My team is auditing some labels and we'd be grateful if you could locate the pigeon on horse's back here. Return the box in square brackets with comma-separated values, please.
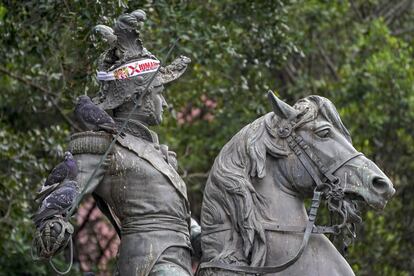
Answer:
[75, 95, 118, 135]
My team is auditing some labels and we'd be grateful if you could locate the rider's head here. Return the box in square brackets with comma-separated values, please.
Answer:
[104, 74, 168, 126]
[92, 9, 190, 125]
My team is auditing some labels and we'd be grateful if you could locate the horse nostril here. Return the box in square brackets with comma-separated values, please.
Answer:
[372, 177, 394, 196]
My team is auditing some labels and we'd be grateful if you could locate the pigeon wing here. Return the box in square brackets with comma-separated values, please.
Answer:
[45, 185, 77, 210]
[82, 104, 118, 134]
[35, 182, 61, 202]
[44, 162, 69, 186]
[32, 182, 79, 226]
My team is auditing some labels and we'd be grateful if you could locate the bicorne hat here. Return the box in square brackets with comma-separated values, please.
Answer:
[92, 9, 191, 110]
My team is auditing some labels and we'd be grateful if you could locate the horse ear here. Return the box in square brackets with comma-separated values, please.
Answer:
[267, 91, 297, 119]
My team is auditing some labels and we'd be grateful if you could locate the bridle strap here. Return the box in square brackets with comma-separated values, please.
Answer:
[326, 152, 363, 176]
[289, 133, 363, 185]
[287, 135, 326, 188]
[202, 223, 338, 236]
[262, 222, 338, 235]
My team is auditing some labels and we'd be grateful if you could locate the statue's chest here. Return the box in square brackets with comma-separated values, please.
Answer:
[96, 145, 186, 219]
[110, 145, 168, 181]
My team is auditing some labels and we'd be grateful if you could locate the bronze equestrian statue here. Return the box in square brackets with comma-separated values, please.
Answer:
[198, 92, 395, 275]
[31, 9, 395, 276]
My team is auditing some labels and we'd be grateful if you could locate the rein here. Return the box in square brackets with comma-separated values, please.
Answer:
[198, 122, 363, 275]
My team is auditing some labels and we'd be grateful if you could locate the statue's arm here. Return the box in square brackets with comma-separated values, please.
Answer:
[167, 150, 203, 259]
[68, 131, 113, 195]
[74, 152, 112, 195]
[33, 132, 114, 261]
[166, 147, 203, 260]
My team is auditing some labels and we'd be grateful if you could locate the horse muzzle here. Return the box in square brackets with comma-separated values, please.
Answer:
[338, 156, 395, 210]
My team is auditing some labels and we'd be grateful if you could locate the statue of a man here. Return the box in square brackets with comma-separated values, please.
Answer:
[68, 10, 197, 275]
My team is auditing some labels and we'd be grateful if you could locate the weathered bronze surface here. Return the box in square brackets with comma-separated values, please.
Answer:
[198, 93, 395, 275]
[69, 10, 194, 275]
[32, 9, 396, 276]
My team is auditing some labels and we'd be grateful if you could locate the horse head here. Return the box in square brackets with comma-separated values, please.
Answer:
[199, 92, 395, 274]
[268, 92, 395, 225]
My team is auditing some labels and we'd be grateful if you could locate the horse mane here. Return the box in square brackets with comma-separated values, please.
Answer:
[203, 95, 351, 266]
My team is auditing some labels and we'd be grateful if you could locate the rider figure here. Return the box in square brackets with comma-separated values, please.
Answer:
[68, 10, 198, 275]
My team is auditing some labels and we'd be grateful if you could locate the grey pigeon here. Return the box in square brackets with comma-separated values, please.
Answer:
[44, 151, 78, 186]
[75, 95, 118, 134]
[35, 152, 78, 201]
[32, 179, 79, 228]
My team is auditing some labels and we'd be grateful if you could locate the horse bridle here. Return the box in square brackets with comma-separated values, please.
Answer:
[198, 121, 363, 275]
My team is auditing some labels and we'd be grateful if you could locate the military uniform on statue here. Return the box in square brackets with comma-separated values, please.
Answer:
[68, 10, 197, 275]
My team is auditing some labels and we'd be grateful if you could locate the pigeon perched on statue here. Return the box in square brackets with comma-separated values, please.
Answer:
[44, 151, 78, 186]
[32, 179, 79, 228]
[35, 152, 78, 202]
[75, 95, 118, 134]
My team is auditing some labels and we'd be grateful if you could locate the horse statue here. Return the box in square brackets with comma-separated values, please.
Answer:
[198, 92, 395, 275]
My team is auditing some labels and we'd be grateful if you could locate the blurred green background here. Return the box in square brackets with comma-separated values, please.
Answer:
[0, 0, 413, 275]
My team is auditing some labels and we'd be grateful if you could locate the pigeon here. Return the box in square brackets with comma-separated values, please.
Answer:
[75, 95, 118, 135]
[35, 152, 78, 202]
[45, 151, 78, 186]
[32, 179, 79, 228]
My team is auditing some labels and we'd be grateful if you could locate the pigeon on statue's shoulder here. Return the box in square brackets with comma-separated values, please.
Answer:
[75, 95, 118, 135]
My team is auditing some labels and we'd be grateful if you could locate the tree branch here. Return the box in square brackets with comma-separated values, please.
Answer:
[316, 42, 340, 81]
[74, 200, 97, 238]
[0, 66, 82, 131]
[373, 1, 395, 19]
[349, 0, 364, 21]
[97, 232, 118, 265]
[282, 62, 298, 85]
[0, 66, 49, 94]
[392, 26, 414, 36]
[0, 199, 14, 224]
[383, 0, 412, 26]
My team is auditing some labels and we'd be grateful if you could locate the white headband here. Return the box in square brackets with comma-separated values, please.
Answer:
[97, 59, 160, 81]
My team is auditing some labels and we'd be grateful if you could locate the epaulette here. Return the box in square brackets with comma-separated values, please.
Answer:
[68, 131, 113, 155]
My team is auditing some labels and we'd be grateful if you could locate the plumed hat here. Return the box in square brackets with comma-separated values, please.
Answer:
[92, 9, 191, 110]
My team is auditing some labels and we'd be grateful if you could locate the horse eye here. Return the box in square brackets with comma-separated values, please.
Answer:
[316, 128, 331, 138]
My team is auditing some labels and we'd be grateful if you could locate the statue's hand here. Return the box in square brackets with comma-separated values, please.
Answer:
[32, 218, 74, 260]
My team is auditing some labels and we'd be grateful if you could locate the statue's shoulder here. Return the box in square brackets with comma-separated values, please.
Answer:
[69, 131, 113, 155]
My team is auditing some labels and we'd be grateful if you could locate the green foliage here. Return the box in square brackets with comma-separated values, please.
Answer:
[0, 0, 413, 275]
[0, 1, 126, 274]
[340, 23, 414, 274]
[281, 1, 414, 274]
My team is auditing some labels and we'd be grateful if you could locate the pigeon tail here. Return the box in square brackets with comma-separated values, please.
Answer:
[98, 122, 118, 135]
